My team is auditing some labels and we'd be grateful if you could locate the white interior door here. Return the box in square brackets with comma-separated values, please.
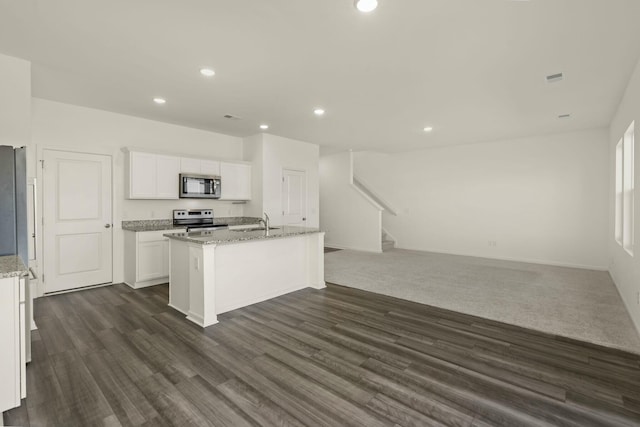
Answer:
[282, 169, 307, 225]
[43, 150, 112, 293]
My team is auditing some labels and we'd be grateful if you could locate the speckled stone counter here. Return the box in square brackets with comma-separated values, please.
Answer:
[0, 255, 28, 279]
[122, 217, 262, 232]
[164, 226, 322, 245]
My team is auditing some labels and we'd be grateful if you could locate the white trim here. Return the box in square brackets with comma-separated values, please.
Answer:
[324, 243, 383, 254]
[353, 175, 398, 216]
[36, 145, 116, 297]
[42, 281, 113, 296]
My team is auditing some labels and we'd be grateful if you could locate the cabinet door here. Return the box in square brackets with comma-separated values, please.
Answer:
[0, 277, 20, 412]
[162, 240, 170, 277]
[180, 157, 201, 174]
[138, 241, 165, 282]
[220, 162, 252, 200]
[155, 155, 180, 199]
[200, 160, 220, 176]
[129, 152, 157, 199]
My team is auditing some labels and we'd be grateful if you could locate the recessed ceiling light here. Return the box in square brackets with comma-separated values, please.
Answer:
[355, 0, 378, 13]
[423, 126, 434, 132]
[260, 124, 269, 130]
[313, 108, 325, 116]
[153, 97, 166, 105]
[200, 68, 215, 77]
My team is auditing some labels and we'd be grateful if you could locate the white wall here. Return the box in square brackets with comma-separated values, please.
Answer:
[0, 53, 30, 150]
[31, 98, 245, 286]
[244, 133, 320, 228]
[320, 152, 382, 252]
[353, 128, 609, 269]
[609, 57, 640, 335]
[242, 133, 265, 220]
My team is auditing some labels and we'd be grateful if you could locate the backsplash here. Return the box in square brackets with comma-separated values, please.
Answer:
[122, 216, 262, 232]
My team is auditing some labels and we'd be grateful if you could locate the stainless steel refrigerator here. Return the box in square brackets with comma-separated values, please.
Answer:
[0, 145, 31, 363]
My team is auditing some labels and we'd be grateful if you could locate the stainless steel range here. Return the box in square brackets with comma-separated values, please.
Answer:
[173, 209, 227, 232]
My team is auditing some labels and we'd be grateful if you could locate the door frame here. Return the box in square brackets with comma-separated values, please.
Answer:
[36, 145, 115, 297]
[281, 167, 308, 226]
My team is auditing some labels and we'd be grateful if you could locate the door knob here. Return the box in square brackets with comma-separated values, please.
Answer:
[105, 224, 112, 228]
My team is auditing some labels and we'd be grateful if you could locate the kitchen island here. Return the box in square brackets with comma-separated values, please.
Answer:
[165, 226, 325, 327]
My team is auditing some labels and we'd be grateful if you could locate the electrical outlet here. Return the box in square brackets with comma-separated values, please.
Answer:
[637, 291, 640, 305]
[488, 240, 497, 247]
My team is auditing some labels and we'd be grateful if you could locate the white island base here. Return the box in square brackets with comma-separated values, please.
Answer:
[167, 230, 325, 327]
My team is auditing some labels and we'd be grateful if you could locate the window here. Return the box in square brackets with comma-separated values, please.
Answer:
[616, 121, 635, 255]
[615, 139, 623, 245]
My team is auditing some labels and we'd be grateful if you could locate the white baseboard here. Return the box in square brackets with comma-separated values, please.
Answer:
[394, 245, 608, 271]
[325, 243, 382, 253]
[124, 278, 168, 289]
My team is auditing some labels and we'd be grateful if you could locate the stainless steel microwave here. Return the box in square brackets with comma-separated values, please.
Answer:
[179, 174, 221, 199]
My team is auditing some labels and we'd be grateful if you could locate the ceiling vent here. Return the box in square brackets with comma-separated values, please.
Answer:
[546, 73, 564, 83]
[223, 114, 242, 120]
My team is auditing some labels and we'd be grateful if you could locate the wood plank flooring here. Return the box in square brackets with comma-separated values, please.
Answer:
[4, 282, 640, 426]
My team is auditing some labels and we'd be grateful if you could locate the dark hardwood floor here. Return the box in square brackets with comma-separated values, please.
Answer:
[5, 282, 640, 427]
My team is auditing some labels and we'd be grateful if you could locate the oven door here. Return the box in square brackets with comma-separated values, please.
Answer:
[179, 174, 221, 199]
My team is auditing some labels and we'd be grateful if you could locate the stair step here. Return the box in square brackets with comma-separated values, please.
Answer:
[382, 240, 395, 252]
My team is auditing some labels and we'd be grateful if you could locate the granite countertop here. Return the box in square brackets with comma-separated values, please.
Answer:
[122, 217, 262, 232]
[164, 225, 322, 245]
[0, 255, 28, 279]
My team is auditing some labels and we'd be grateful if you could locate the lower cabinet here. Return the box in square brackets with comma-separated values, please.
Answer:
[0, 275, 26, 413]
[124, 229, 184, 288]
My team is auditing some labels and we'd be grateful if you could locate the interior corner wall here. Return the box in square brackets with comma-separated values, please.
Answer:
[31, 98, 245, 287]
[609, 57, 640, 336]
[353, 128, 609, 269]
[320, 152, 382, 252]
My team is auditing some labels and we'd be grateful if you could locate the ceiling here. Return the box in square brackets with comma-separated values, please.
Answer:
[1, 0, 639, 153]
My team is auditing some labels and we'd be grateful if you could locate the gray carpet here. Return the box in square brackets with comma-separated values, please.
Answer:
[325, 248, 640, 354]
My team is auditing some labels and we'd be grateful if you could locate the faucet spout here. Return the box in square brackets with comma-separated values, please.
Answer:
[263, 212, 270, 229]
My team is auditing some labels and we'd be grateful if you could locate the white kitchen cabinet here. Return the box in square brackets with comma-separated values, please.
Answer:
[124, 229, 184, 288]
[126, 150, 180, 199]
[180, 157, 220, 176]
[0, 275, 25, 413]
[200, 160, 221, 176]
[220, 162, 252, 200]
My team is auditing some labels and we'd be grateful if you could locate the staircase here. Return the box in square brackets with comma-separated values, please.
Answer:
[382, 230, 396, 252]
[347, 153, 399, 253]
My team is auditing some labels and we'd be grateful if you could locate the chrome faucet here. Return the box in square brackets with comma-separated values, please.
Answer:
[259, 212, 270, 230]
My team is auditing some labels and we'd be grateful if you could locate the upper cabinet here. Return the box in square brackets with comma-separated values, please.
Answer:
[125, 149, 251, 201]
[180, 157, 220, 176]
[220, 162, 252, 200]
[126, 151, 180, 199]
